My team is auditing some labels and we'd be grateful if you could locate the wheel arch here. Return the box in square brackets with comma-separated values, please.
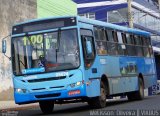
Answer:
[100, 74, 110, 95]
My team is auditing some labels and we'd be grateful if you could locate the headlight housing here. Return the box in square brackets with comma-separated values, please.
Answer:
[69, 81, 83, 88]
[15, 88, 27, 93]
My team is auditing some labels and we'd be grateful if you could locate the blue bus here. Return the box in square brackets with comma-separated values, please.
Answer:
[2, 16, 157, 113]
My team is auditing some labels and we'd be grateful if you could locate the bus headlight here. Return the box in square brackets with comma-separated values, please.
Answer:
[69, 81, 83, 88]
[76, 81, 81, 86]
[15, 88, 27, 93]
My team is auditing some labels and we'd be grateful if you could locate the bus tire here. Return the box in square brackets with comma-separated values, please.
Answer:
[88, 81, 106, 108]
[127, 77, 144, 101]
[39, 100, 54, 114]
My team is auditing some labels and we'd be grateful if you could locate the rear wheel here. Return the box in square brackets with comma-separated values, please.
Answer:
[39, 100, 54, 114]
[127, 77, 144, 101]
[88, 81, 107, 108]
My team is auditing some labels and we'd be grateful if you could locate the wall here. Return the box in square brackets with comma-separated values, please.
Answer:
[37, 0, 77, 18]
[0, 0, 77, 101]
[0, 0, 37, 100]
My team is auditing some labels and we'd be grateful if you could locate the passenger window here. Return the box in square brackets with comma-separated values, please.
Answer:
[117, 32, 125, 55]
[134, 35, 142, 45]
[96, 41, 107, 54]
[142, 37, 147, 46]
[94, 27, 107, 55]
[149, 47, 153, 57]
[125, 33, 136, 56]
[133, 35, 143, 57]
[99, 29, 106, 40]
[143, 47, 150, 57]
[122, 33, 128, 55]
[146, 37, 151, 46]
[94, 27, 106, 41]
[141, 36, 150, 57]
[126, 34, 132, 44]
[94, 27, 99, 40]
[107, 30, 114, 42]
[107, 30, 118, 55]
[113, 31, 118, 42]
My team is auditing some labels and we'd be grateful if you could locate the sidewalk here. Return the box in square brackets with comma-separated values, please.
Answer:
[0, 101, 38, 110]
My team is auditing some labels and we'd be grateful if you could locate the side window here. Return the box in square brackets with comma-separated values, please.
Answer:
[96, 41, 107, 55]
[121, 33, 127, 55]
[126, 34, 132, 44]
[94, 27, 107, 55]
[107, 29, 114, 42]
[106, 29, 118, 55]
[122, 33, 127, 44]
[99, 28, 106, 40]
[94, 27, 99, 40]
[126, 33, 136, 56]
[134, 35, 142, 45]
[117, 32, 125, 55]
[113, 31, 118, 42]
[149, 47, 154, 57]
[142, 36, 151, 57]
[146, 37, 151, 46]
[142, 37, 148, 46]
[94, 27, 106, 40]
[83, 36, 95, 59]
[148, 37, 153, 57]
[81, 29, 95, 68]
[134, 35, 143, 57]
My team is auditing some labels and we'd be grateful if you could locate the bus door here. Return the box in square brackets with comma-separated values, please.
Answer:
[80, 29, 100, 96]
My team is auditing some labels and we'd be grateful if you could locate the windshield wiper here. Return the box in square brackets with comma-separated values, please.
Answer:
[56, 28, 61, 62]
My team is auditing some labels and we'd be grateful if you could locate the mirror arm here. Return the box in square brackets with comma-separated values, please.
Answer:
[4, 54, 11, 61]
[2, 34, 11, 40]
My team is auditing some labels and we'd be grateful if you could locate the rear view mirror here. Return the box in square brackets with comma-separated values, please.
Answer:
[2, 40, 6, 54]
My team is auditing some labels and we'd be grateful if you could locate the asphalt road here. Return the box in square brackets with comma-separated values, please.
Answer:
[1, 95, 160, 116]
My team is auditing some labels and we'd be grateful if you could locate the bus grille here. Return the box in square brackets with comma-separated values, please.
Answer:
[27, 76, 66, 83]
[35, 93, 61, 99]
[31, 86, 64, 92]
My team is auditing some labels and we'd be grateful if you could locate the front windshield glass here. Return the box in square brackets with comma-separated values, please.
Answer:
[12, 29, 79, 75]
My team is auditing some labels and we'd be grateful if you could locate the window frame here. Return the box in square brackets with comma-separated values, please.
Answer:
[80, 29, 96, 68]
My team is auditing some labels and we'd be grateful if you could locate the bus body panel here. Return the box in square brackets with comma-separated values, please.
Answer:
[87, 55, 157, 95]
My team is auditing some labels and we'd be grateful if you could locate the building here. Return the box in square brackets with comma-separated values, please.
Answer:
[0, 0, 77, 101]
[0, 0, 37, 100]
[74, 0, 160, 94]
[37, 0, 77, 18]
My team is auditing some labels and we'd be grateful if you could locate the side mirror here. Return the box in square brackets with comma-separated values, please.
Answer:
[86, 40, 92, 54]
[2, 40, 6, 54]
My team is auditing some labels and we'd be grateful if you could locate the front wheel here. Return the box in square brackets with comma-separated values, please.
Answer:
[39, 100, 54, 114]
[88, 81, 107, 108]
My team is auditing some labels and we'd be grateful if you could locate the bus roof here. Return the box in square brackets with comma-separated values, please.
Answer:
[77, 16, 150, 37]
[13, 16, 150, 37]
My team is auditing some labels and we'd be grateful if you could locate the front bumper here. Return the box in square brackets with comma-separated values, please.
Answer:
[14, 84, 86, 104]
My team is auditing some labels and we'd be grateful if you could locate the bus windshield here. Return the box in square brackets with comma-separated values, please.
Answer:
[12, 29, 79, 75]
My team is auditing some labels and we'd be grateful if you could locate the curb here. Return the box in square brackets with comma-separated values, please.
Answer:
[0, 104, 38, 111]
